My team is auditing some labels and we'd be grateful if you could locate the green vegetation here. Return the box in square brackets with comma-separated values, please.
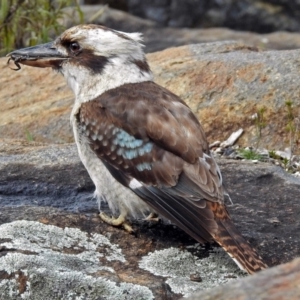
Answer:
[241, 103, 300, 171]
[238, 148, 263, 161]
[25, 129, 34, 142]
[268, 150, 280, 160]
[254, 106, 266, 150]
[282, 157, 290, 170]
[237, 106, 267, 162]
[0, 0, 83, 55]
[285, 100, 299, 157]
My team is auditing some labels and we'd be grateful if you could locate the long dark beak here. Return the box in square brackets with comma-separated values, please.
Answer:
[7, 42, 68, 70]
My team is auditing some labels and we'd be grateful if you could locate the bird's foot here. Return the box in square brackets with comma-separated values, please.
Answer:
[99, 212, 134, 233]
[145, 212, 160, 222]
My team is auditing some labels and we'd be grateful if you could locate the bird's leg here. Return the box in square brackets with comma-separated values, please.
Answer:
[145, 212, 160, 222]
[99, 211, 134, 233]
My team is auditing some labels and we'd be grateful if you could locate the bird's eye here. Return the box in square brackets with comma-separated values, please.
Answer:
[69, 42, 80, 54]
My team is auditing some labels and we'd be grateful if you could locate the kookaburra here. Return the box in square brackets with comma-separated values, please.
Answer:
[8, 24, 267, 274]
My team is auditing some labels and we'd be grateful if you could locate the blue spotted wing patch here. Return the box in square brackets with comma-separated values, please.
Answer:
[113, 128, 153, 160]
[76, 108, 158, 183]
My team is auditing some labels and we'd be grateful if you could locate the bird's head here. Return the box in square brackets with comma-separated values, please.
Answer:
[7, 24, 153, 102]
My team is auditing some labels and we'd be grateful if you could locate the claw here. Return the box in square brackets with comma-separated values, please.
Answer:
[145, 212, 160, 222]
[99, 212, 134, 233]
[7, 57, 21, 71]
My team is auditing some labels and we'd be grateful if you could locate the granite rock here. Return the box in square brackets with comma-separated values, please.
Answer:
[0, 141, 299, 298]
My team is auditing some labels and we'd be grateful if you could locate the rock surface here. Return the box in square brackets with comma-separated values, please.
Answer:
[0, 140, 243, 299]
[0, 140, 299, 299]
[65, 5, 300, 52]
[148, 42, 300, 154]
[92, 0, 300, 33]
[2, 41, 300, 152]
[186, 258, 300, 300]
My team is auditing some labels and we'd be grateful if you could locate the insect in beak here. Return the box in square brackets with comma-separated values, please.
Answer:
[7, 55, 40, 71]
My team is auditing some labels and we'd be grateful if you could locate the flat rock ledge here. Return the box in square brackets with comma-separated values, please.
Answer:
[0, 140, 299, 299]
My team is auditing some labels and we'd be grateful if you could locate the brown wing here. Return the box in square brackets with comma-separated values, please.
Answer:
[100, 82, 205, 164]
[76, 81, 224, 242]
[78, 81, 224, 202]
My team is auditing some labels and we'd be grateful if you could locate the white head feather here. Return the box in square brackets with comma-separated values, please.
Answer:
[54, 24, 153, 103]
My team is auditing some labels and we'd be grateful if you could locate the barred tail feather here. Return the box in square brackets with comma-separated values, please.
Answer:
[129, 180, 267, 274]
[208, 202, 268, 274]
